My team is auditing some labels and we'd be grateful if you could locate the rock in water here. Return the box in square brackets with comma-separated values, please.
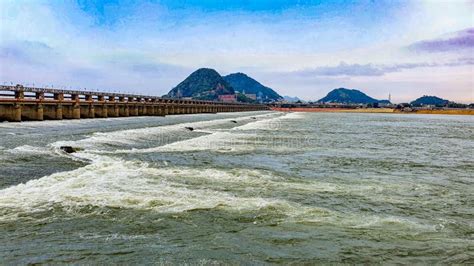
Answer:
[230, 120, 238, 123]
[185, 127, 194, 131]
[60, 146, 77, 153]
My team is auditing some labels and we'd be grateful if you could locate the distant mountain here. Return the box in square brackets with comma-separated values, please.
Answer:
[166, 68, 234, 100]
[283, 95, 303, 103]
[411, 95, 448, 107]
[318, 88, 389, 104]
[223, 73, 283, 102]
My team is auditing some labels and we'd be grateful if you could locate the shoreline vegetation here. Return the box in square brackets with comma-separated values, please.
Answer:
[271, 107, 474, 115]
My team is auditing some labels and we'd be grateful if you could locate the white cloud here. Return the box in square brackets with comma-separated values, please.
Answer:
[0, 0, 472, 101]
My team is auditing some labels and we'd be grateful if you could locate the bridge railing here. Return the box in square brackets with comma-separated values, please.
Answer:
[0, 84, 267, 107]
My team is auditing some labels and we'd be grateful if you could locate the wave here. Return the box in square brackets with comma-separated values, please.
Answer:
[49, 112, 278, 151]
[93, 112, 301, 154]
[44, 112, 284, 156]
[0, 154, 442, 234]
[123, 131, 247, 153]
[233, 111, 305, 131]
[0, 157, 296, 221]
[7, 145, 57, 156]
[0, 155, 294, 219]
[150, 112, 306, 153]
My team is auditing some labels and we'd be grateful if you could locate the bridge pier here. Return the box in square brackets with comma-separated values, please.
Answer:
[145, 105, 153, 116]
[119, 105, 129, 117]
[0, 104, 21, 122]
[63, 104, 81, 119]
[130, 105, 139, 116]
[21, 104, 43, 121]
[43, 104, 63, 120]
[107, 105, 119, 117]
[94, 105, 108, 118]
[80, 105, 94, 118]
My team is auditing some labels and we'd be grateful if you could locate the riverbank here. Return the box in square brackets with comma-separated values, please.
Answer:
[397, 109, 474, 115]
[271, 107, 394, 113]
[271, 107, 474, 115]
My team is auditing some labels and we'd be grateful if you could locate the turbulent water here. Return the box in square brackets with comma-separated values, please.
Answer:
[0, 111, 473, 264]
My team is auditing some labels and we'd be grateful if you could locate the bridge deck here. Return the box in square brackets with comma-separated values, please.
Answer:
[0, 85, 268, 122]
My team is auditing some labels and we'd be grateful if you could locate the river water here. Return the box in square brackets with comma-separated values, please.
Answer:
[0, 111, 472, 264]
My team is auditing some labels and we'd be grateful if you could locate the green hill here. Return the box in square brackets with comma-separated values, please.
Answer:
[223, 73, 282, 102]
[411, 96, 448, 107]
[318, 88, 388, 104]
[166, 68, 234, 101]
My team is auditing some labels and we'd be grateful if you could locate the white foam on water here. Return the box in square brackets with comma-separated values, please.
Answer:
[0, 157, 297, 221]
[345, 215, 439, 232]
[50, 112, 277, 151]
[0, 152, 438, 234]
[64, 112, 285, 155]
[0, 116, 147, 129]
[232, 111, 303, 131]
[78, 233, 150, 241]
[7, 145, 56, 156]
[136, 131, 248, 153]
[291, 211, 439, 232]
[107, 112, 296, 154]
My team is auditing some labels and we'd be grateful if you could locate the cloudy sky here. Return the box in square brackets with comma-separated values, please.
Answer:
[1, 0, 473, 103]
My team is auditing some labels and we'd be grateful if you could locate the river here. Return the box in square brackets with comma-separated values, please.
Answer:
[0, 111, 472, 263]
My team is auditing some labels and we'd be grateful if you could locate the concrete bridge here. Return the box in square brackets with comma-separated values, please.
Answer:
[0, 85, 269, 122]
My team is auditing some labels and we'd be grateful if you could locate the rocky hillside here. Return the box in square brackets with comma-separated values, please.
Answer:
[318, 88, 388, 104]
[223, 73, 282, 102]
[166, 68, 234, 100]
[411, 96, 448, 107]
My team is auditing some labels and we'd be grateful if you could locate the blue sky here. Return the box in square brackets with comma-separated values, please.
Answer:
[0, 0, 473, 102]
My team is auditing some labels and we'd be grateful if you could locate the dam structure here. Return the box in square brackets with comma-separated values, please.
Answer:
[0, 85, 268, 122]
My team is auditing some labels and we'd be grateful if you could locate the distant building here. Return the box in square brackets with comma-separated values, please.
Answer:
[218, 94, 237, 102]
[244, 94, 257, 100]
[238, 90, 257, 101]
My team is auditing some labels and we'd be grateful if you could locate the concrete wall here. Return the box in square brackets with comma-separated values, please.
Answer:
[21, 104, 43, 121]
[0, 100, 268, 122]
[0, 104, 21, 122]
[43, 104, 62, 120]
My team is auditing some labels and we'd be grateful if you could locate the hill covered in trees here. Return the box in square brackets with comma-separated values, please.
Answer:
[410, 96, 449, 107]
[223, 73, 283, 102]
[166, 68, 234, 101]
[318, 88, 389, 104]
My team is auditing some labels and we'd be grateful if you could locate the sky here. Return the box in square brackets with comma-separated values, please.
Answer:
[0, 0, 473, 103]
